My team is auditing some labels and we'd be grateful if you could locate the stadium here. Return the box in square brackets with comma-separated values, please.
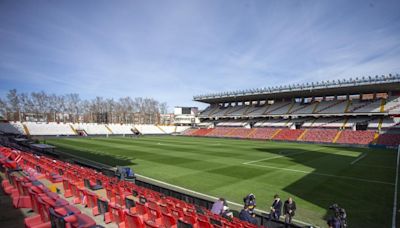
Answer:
[0, 74, 399, 228]
[1, 1, 400, 228]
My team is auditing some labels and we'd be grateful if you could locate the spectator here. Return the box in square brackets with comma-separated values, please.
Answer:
[221, 206, 234, 222]
[283, 197, 296, 227]
[239, 206, 258, 225]
[328, 216, 342, 228]
[243, 193, 256, 215]
[211, 198, 225, 215]
[269, 194, 282, 221]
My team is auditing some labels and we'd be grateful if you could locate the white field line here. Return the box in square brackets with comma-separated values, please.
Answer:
[392, 145, 400, 228]
[243, 151, 307, 165]
[244, 163, 395, 186]
[135, 174, 316, 227]
[350, 152, 368, 165]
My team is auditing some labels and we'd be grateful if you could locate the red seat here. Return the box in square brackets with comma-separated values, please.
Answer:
[124, 212, 145, 228]
[170, 207, 184, 219]
[132, 202, 149, 217]
[64, 213, 97, 228]
[159, 204, 170, 214]
[197, 219, 213, 228]
[12, 179, 32, 208]
[54, 205, 81, 216]
[144, 219, 160, 228]
[24, 197, 51, 228]
[107, 203, 126, 226]
[84, 190, 100, 215]
[62, 179, 72, 198]
[161, 213, 176, 228]
[147, 206, 162, 221]
[106, 186, 117, 203]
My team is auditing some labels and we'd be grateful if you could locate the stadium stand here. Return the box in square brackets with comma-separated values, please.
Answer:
[336, 130, 376, 145]
[248, 128, 279, 140]
[0, 122, 190, 136]
[266, 101, 292, 115]
[217, 121, 249, 127]
[0, 145, 270, 228]
[245, 104, 270, 116]
[24, 122, 76, 136]
[189, 128, 214, 136]
[226, 128, 253, 138]
[299, 129, 338, 143]
[206, 127, 233, 137]
[0, 122, 25, 135]
[377, 134, 400, 146]
[73, 123, 110, 135]
[107, 124, 135, 135]
[273, 129, 304, 141]
[134, 124, 166, 134]
[187, 75, 400, 147]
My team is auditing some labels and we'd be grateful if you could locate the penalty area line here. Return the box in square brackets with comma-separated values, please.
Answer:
[350, 152, 368, 165]
[243, 151, 307, 165]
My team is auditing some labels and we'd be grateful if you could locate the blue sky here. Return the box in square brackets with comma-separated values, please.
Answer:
[0, 0, 399, 109]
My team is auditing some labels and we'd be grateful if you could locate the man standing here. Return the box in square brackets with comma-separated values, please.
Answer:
[270, 194, 282, 221]
[283, 197, 296, 227]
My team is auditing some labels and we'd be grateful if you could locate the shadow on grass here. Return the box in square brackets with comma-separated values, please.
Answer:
[54, 147, 136, 167]
[253, 146, 395, 228]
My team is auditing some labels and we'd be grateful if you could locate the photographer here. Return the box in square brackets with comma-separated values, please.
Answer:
[243, 193, 256, 216]
[327, 204, 347, 228]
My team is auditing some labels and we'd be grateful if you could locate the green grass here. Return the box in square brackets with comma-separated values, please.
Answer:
[44, 136, 397, 228]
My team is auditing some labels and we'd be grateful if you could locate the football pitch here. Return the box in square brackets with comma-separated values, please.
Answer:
[44, 136, 398, 227]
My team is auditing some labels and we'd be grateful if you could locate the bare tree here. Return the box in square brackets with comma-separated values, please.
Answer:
[0, 98, 6, 118]
[160, 102, 168, 114]
[6, 89, 21, 121]
[1, 89, 168, 124]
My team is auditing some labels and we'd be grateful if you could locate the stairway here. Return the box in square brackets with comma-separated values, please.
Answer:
[332, 131, 342, 143]
[22, 123, 30, 136]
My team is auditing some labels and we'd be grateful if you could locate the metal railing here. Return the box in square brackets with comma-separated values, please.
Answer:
[194, 74, 400, 101]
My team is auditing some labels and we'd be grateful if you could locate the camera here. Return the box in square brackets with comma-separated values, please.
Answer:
[328, 204, 347, 228]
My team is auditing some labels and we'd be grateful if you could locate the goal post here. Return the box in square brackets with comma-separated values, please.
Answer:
[392, 145, 400, 228]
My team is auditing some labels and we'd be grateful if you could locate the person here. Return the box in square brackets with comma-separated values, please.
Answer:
[221, 206, 234, 222]
[327, 216, 342, 228]
[211, 198, 225, 215]
[269, 194, 282, 221]
[243, 193, 256, 215]
[239, 206, 258, 225]
[283, 197, 296, 227]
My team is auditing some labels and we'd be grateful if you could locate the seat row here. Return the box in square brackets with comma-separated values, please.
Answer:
[184, 127, 400, 146]
[0, 146, 261, 228]
[0, 148, 97, 228]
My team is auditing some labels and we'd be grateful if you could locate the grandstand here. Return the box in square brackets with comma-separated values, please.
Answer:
[186, 74, 400, 147]
[0, 122, 190, 136]
[0, 74, 399, 228]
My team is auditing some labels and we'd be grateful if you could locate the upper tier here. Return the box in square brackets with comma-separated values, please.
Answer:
[199, 96, 400, 118]
[194, 74, 400, 104]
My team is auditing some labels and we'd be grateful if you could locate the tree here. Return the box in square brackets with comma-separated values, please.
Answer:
[160, 102, 168, 114]
[6, 89, 20, 121]
[0, 98, 6, 118]
[0, 90, 168, 124]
